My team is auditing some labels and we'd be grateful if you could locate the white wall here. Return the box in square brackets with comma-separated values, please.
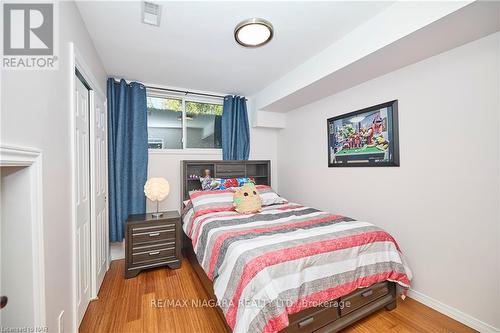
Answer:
[1, 2, 107, 331]
[277, 33, 500, 330]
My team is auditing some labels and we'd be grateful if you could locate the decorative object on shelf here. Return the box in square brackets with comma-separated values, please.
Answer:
[182, 160, 271, 203]
[203, 169, 211, 177]
[200, 177, 220, 191]
[144, 177, 170, 218]
[200, 176, 256, 191]
[327, 100, 399, 167]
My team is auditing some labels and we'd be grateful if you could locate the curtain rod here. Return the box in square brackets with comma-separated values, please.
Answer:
[146, 85, 225, 99]
[145, 85, 247, 101]
[112, 79, 243, 100]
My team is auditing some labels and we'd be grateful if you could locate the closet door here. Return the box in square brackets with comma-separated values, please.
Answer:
[91, 92, 108, 295]
[75, 76, 91, 325]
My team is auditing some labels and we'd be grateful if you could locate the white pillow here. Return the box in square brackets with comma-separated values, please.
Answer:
[255, 185, 288, 206]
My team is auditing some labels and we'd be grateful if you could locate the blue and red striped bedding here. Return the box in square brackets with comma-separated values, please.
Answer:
[182, 200, 411, 333]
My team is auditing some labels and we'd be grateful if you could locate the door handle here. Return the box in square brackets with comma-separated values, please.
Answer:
[298, 317, 314, 328]
[361, 290, 373, 298]
[0, 296, 7, 309]
[149, 232, 160, 237]
[149, 251, 160, 256]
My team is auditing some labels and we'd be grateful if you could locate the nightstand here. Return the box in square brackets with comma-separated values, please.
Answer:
[125, 211, 181, 279]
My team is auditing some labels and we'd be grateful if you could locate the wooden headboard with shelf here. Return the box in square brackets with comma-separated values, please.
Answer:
[181, 160, 271, 203]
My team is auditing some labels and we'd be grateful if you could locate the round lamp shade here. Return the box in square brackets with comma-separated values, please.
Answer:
[144, 178, 170, 202]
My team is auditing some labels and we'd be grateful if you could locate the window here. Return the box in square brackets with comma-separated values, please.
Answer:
[185, 100, 223, 149]
[147, 95, 183, 149]
[147, 92, 223, 150]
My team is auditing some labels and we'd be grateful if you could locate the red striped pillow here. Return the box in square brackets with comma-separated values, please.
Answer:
[189, 189, 236, 216]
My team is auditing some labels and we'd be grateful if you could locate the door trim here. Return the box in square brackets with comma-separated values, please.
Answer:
[69, 42, 109, 331]
[0, 145, 46, 328]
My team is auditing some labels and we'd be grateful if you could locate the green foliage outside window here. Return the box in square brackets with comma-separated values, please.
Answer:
[147, 96, 182, 112]
[147, 96, 222, 115]
[186, 101, 223, 116]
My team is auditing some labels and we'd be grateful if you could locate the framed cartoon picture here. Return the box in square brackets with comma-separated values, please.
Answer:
[327, 100, 399, 167]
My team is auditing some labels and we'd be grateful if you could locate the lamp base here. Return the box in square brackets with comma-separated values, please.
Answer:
[151, 212, 163, 219]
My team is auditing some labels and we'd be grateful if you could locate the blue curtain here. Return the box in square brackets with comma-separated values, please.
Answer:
[107, 78, 148, 242]
[221, 96, 250, 160]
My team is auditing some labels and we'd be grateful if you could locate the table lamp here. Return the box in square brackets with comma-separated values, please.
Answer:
[144, 177, 170, 218]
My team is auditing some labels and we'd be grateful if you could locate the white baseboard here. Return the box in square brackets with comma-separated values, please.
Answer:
[110, 241, 125, 261]
[408, 289, 500, 333]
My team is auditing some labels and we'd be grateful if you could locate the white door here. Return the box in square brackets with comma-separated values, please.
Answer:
[90, 92, 108, 296]
[75, 76, 91, 325]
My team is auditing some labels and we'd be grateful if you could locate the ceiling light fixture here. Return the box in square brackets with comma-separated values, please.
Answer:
[234, 18, 273, 48]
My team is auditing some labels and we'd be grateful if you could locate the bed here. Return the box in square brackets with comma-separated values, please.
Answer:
[180, 160, 411, 333]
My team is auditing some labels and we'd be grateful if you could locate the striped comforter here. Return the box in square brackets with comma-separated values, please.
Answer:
[182, 202, 411, 333]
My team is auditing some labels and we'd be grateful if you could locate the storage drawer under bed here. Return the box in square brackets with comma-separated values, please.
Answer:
[281, 281, 390, 333]
[281, 304, 340, 333]
[340, 281, 389, 316]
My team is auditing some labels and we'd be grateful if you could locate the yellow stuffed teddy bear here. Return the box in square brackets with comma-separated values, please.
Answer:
[233, 183, 262, 214]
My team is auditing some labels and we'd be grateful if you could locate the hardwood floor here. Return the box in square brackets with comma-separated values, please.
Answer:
[80, 259, 476, 333]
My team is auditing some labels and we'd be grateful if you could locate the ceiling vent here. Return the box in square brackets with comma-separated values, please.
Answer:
[142, 1, 162, 27]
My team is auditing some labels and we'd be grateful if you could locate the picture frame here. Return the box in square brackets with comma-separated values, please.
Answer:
[327, 100, 399, 167]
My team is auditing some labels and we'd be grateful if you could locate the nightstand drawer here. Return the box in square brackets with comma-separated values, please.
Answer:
[131, 225, 176, 244]
[132, 245, 176, 265]
[132, 240, 175, 253]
